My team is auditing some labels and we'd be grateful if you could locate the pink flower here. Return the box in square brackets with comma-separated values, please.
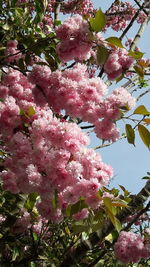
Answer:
[73, 208, 89, 221]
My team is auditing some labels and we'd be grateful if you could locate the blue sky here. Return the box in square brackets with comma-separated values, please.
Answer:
[90, 0, 150, 193]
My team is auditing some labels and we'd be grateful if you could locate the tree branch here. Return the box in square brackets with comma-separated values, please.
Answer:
[133, 0, 149, 16]
[130, 11, 150, 50]
[120, 7, 142, 41]
[60, 181, 150, 267]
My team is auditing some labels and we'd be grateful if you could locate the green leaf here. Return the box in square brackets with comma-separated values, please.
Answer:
[93, 210, 104, 222]
[134, 105, 150, 115]
[27, 106, 36, 116]
[119, 185, 130, 196]
[112, 200, 127, 208]
[11, 0, 18, 6]
[18, 58, 25, 71]
[25, 53, 31, 65]
[2, 24, 10, 31]
[24, 193, 38, 212]
[138, 124, 150, 149]
[12, 247, 20, 261]
[54, 20, 61, 26]
[33, 232, 38, 241]
[90, 9, 106, 32]
[116, 73, 124, 83]
[52, 190, 58, 209]
[19, 108, 26, 116]
[125, 124, 135, 146]
[128, 50, 144, 60]
[103, 197, 116, 215]
[97, 45, 109, 65]
[106, 37, 124, 48]
[106, 209, 122, 232]
[134, 65, 144, 78]
[72, 224, 89, 234]
[69, 199, 88, 217]
[32, 0, 45, 24]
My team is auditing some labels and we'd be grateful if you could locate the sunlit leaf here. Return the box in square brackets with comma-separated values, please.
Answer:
[112, 200, 127, 208]
[134, 65, 144, 78]
[12, 247, 20, 261]
[97, 45, 109, 65]
[138, 124, 150, 149]
[134, 105, 150, 115]
[52, 190, 58, 209]
[24, 192, 38, 212]
[128, 51, 144, 60]
[106, 209, 122, 232]
[106, 37, 124, 48]
[90, 9, 106, 32]
[144, 118, 150, 124]
[103, 197, 116, 215]
[27, 106, 36, 116]
[125, 124, 135, 146]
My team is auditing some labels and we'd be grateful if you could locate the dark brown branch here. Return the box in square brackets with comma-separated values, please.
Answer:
[133, 0, 149, 16]
[120, 8, 142, 40]
[123, 200, 150, 231]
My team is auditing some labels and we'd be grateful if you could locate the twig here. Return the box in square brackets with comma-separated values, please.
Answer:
[133, 0, 149, 16]
[120, 2, 145, 41]
[81, 125, 94, 129]
[123, 200, 150, 231]
[137, 88, 150, 101]
[94, 135, 126, 150]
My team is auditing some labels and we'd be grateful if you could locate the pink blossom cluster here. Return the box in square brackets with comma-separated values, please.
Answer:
[17, 0, 29, 4]
[11, 211, 31, 233]
[106, 1, 148, 32]
[29, 63, 136, 142]
[137, 10, 148, 24]
[114, 231, 150, 264]
[39, 14, 54, 34]
[104, 48, 134, 80]
[61, 0, 94, 16]
[56, 15, 92, 62]
[47, 0, 56, 13]
[4, 40, 22, 63]
[11, 211, 48, 235]
[0, 68, 113, 222]
[106, 2, 136, 32]
[144, 0, 150, 9]
[123, 213, 149, 225]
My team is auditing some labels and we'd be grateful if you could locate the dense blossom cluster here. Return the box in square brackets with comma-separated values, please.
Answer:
[0, 68, 114, 222]
[104, 48, 134, 80]
[106, 1, 148, 32]
[61, 0, 94, 15]
[123, 213, 149, 225]
[4, 40, 22, 63]
[30, 63, 136, 141]
[114, 231, 150, 263]
[56, 15, 93, 62]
